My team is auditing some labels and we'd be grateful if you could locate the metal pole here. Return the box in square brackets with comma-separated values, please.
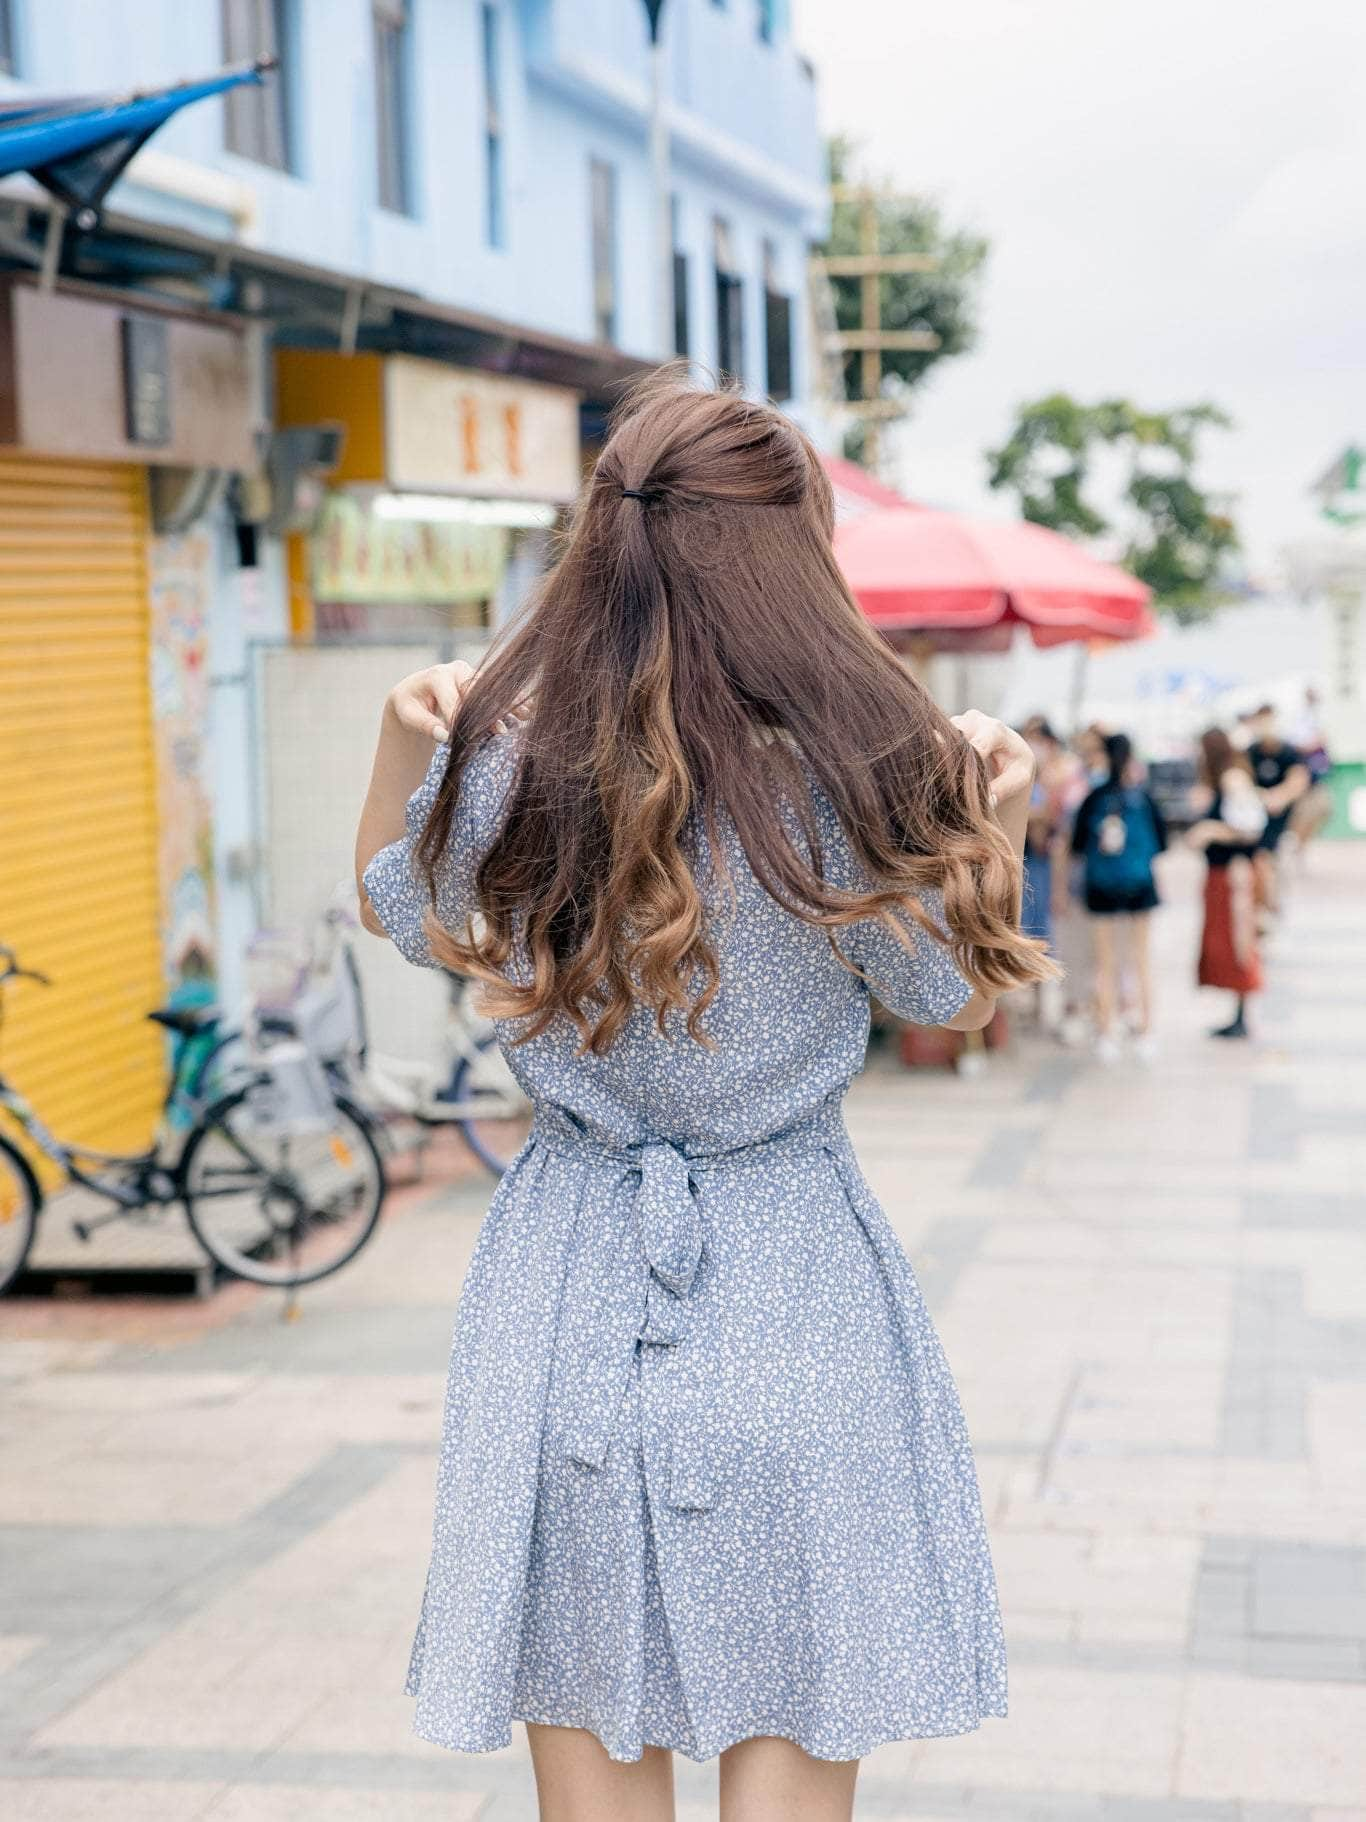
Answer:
[644, 1, 672, 360]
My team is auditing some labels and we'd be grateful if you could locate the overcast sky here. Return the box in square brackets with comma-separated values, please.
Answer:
[793, 0, 1366, 573]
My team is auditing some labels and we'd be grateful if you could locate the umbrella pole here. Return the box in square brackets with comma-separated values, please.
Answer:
[1067, 641, 1091, 732]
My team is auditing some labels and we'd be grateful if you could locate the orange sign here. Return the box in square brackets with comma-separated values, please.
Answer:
[385, 356, 580, 503]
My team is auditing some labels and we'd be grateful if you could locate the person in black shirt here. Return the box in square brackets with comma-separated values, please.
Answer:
[1246, 704, 1309, 913]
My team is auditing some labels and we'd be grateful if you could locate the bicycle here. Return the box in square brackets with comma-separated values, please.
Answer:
[291, 896, 534, 1177]
[0, 945, 386, 1296]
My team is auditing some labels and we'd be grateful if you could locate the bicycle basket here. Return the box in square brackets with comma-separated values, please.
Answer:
[242, 1040, 336, 1135]
[291, 970, 364, 1066]
[245, 932, 310, 1016]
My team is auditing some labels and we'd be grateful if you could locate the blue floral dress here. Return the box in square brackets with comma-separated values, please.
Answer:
[363, 733, 1007, 1765]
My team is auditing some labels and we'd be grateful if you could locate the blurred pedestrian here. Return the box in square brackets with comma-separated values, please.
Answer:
[1289, 686, 1334, 857]
[1246, 703, 1309, 914]
[1020, 717, 1079, 1031]
[1071, 732, 1168, 1062]
[1189, 727, 1266, 1038]
[1019, 718, 1064, 940]
[1074, 723, 1110, 786]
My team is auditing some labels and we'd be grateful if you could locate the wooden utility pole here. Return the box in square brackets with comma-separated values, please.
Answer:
[812, 185, 940, 471]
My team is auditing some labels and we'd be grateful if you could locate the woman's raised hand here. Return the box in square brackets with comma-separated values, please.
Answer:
[387, 661, 477, 744]
[950, 710, 1037, 809]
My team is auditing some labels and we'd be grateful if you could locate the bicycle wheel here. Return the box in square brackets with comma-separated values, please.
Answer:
[182, 1088, 386, 1287]
[0, 1138, 40, 1295]
[451, 1034, 534, 1176]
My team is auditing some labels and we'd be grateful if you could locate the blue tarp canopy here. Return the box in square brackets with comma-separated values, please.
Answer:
[0, 60, 273, 229]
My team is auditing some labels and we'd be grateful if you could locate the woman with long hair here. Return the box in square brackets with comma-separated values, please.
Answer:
[1190, 726, 1265, 1038]
[1069, 731, 1168, 1062]
[355, 378, 1052, 1822]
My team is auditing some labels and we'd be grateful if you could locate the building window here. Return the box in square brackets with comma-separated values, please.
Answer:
[671, 196, 689, 358]
[222, 0, 294, 172]
[481, 3, 504, 247]
[590, 158, 618, 344]
[714, 217, 744, 383]
[0, 2, 16, 75]
[763, 240, 792, 401]
[373, 0, 413, 215]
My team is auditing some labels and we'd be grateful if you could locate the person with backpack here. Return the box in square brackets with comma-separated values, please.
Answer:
[1070, 732, 1169, 1062]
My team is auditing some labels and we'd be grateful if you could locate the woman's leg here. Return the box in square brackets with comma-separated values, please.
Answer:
[1128, 912, 1153, 1036]
[719, 1736, 859, 1822]
[1252, 846, 1278, 917]
[1090, 914, 1117, 1036]
[526, 1724, 675, 1822]
[1213, 994, 1249, 1039]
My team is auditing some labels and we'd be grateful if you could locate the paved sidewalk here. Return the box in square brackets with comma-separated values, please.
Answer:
[1, 847, 1363, 1820]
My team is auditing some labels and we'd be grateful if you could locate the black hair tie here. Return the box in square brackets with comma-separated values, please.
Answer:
[620, 487, 651, 502]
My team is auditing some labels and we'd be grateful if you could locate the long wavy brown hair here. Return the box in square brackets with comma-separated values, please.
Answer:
[418, 374, 1053, 1053]
[1198, 726, 1251, 787]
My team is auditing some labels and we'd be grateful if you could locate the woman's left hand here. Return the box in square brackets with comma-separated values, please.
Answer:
[387, 660, 476, 744]
[951, 710, 1036, 808]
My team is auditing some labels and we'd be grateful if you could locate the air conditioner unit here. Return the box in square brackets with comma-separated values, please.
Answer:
[148, 466, 228, 535]
[261, 423, 346, 535]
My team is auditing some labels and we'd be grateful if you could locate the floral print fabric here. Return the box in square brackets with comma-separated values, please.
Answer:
[363, 734, 1007, 1763]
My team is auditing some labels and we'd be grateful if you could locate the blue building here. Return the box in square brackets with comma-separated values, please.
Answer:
[3, 0, 826, 402]
[0, 2, 828, 1157]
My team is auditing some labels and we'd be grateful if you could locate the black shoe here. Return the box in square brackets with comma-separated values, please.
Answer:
[1211, 1017, 1248, 1039]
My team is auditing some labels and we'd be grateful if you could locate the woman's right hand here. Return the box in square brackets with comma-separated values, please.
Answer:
[950, 710, 1036, 809]
[387, 661, 476, 744]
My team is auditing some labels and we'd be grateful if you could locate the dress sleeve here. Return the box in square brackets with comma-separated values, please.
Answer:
[847, 886, 976, 1027]
[362, 733, 518, 969]
[811, 786, 974, 1027]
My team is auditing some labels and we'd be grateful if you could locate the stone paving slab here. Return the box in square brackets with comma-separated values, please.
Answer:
[0, 846, 1363, 1817]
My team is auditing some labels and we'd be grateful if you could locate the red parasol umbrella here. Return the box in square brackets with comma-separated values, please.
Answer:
[821, 454, 912, 520]
[834, 505, 1156, 648]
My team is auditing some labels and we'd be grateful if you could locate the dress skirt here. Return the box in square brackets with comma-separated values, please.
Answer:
[363, 732, 1011, 1767]
[1198, 862, 1262, 994]
[404, 1103, 1008, 1764]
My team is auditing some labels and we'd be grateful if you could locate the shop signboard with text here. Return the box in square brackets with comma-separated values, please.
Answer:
[312, 494, 508, 605]
[384, 358, 581, 504]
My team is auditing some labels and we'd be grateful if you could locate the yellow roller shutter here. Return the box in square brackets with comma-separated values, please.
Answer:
[0, 457, 166, 1167]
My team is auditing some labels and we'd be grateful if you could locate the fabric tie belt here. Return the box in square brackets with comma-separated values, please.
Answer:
[532, 1105, 841, 1513]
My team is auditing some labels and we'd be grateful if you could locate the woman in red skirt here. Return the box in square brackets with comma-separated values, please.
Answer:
[1189, 728, 1265, 1039]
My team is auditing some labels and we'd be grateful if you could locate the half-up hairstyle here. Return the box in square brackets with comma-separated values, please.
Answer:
[418, 372, 1053, 1053]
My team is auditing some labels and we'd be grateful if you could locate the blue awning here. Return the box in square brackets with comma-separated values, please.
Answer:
[0, 60, 274, 228]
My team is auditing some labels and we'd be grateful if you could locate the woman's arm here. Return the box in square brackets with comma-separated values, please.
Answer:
[1148, 793, 1170, 854]
[1186, 818, 1233, 850]
[1070, 789, 1097, 858]
[355, 661, 474, 938]
[942, 711, 1036, 1032]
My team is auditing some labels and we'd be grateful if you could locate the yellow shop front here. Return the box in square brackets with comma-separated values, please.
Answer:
[0, 281, 252, 1163]
[275, 350, 581, 642]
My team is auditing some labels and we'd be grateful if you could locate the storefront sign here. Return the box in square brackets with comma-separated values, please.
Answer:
[0, 281, 253, 470]
[384, 357, 581, 504]
[312, 493, 508, 604]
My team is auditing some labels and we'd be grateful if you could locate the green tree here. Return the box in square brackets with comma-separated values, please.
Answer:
[986, 395, 1239, 623]
[821, 137, 989, 454]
